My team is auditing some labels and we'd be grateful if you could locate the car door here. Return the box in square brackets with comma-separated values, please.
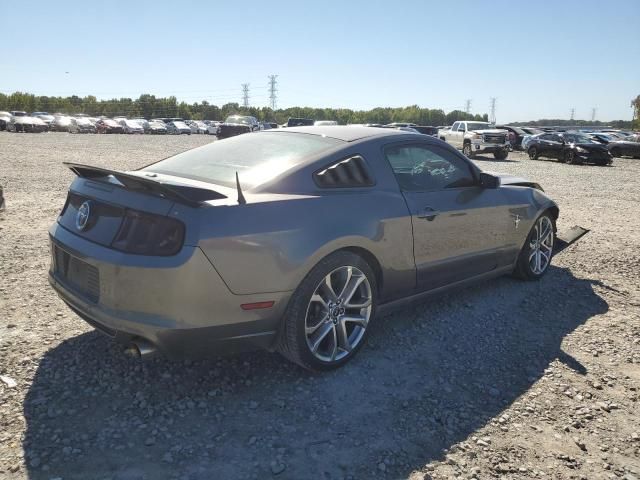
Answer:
[451, 122, 466, 148]
[384, 142, 513, 292]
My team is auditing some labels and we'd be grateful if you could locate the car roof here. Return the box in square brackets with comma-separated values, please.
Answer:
[276, 126, 414, 142]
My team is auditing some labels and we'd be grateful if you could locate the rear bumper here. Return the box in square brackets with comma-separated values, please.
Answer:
[577, 152, 612, 164]
[48, 224, 291, 357]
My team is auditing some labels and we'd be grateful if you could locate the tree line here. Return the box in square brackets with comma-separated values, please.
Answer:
[0, 91, 487, 126]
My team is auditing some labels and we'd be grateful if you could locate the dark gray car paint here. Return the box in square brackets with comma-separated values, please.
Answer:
[49, 127, 558, 356]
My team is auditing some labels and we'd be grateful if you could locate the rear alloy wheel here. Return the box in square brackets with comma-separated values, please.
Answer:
[513, 213, 555, 280]
[278, 251, 376, 370]
[463, 142, 474, 158]
[528, 147, 538, 160]
[564, 150, 580, 165]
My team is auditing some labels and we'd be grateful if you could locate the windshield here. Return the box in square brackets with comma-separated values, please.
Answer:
[143, 132, 343, 188]
[225, 116, 251, 125]
[173, 121, 188, 128]
[466, 122, 493, 131]
[564, 133, 594, 143]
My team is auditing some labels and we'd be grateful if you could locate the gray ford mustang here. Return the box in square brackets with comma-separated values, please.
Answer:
[49, 126, 558, 370]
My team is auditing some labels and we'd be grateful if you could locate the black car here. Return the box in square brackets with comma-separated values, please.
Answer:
[216, 115, 260, 139]
[588, 133, 640, 158]
[496, 125, 528, 150]
[527, 132, 612, 165]
[286, 117, 314, 127]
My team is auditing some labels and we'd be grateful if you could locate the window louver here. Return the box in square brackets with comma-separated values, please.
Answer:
[314, 155, 374, 188]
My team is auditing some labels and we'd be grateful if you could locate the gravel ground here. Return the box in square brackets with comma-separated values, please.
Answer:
[0, 132, 639, 480]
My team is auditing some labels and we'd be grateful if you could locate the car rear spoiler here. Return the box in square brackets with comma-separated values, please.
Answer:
[64, 162, 227, 207]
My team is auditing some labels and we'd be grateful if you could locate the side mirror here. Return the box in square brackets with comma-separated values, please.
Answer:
[479, 172, 500, 189]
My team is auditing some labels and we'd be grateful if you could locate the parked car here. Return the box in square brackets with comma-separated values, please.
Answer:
[118, 119, 144, 134]
[69, 117, 97, 134]
[193, 121, 209, 134]
[588, 133, 640, 158]
[95, 119, 124, 134]
[166, 121, 192, 135]
[495, 125, 528, 150]
[52, 115, 73, 132]
[440, 121, 510, 159]
[286, 117, 314, 127]
[10, 110, 28, 117]
[204, 121, 222, 135]
[386, 122, 417, 128]
[0, 111, 11, 131]
[146, 120, 168, 135]
[7, 115, 47, 133]
[49, 126, 559, 370]
[411, 126, 439, 136]
[32, 112, 55, 129]
[217, 115, 260, 139]
[314, 120, 338, 126]
[521, 133, 544, 151]
[131, 118, 150, 132]
[527, 132, 613, 165]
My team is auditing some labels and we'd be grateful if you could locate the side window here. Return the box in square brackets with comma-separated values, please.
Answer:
[314, 155, 374, 188]
[457, 123, 466, 132]
[451, 122, 459, 131]
[385, 145, 476, 192]
[540, 134, 553, 141]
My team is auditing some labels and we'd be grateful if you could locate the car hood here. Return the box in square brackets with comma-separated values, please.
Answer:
[489, 172, 544, 190]
[573, 142, 608, 151]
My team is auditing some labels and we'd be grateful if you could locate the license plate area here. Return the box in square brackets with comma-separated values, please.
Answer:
[53, 245, 100, 303]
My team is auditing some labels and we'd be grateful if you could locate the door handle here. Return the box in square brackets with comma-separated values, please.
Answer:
[417, 207, 440, 221]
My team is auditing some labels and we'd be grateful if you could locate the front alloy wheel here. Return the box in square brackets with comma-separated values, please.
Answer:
[528, 147, 538, 160]
[514, 213, 555, 280]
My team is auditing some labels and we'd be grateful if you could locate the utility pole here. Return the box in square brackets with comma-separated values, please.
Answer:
[489, 97, 497, 124]
[570, 108, 575, 121]
[591, 108, 596, 122]
[268, 75, 278, 110]
[241, 83, 250, 108]
[465, 99, 472, 115]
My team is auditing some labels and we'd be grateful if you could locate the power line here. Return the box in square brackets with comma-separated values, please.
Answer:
[268, 75, 278, 110]
[489, 97, 496, 124]
[464, 99, 472, 115]
[241, 84, 250, 108]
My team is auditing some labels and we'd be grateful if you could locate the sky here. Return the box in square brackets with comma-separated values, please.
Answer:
[2, 0, 639, 123]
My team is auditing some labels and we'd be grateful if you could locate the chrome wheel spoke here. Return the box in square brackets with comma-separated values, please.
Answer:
[341, 275, 365, 306]
[310, 322, 333, 353]
[336, 320, 351, 353]
[322, 276, 338, 302]
[328, 327, 338, 360]
[305, 312, 329, 335]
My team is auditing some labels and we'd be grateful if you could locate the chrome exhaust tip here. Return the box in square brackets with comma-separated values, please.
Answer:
[124, 339, 157, 358]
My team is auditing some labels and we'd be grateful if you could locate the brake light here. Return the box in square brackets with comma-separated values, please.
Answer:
[111, 210, 185, 256]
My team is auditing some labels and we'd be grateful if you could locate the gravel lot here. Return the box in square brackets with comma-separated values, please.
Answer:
[0, 132, 639, 480]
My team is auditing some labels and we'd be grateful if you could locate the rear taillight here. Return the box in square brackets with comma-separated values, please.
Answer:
[111, 210, 185, 256]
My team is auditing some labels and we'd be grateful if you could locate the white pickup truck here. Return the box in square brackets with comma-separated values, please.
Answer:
[439, 121, 510, 160]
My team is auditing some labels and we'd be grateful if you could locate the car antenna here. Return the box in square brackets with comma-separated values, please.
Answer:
[235, 172, 246, 205]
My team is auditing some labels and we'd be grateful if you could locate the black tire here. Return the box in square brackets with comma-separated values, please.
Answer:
[610, 148, 621, 158]
[493, 149, 508, 160]
[513, 212, 556, 281]
[528, 147, 538, 160]
[564, 150, 580, 165]
[277, 251, 378, 371]
[463, 142, 474, 158]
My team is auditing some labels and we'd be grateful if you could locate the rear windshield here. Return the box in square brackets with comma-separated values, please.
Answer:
[143, 132, 343, 188]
